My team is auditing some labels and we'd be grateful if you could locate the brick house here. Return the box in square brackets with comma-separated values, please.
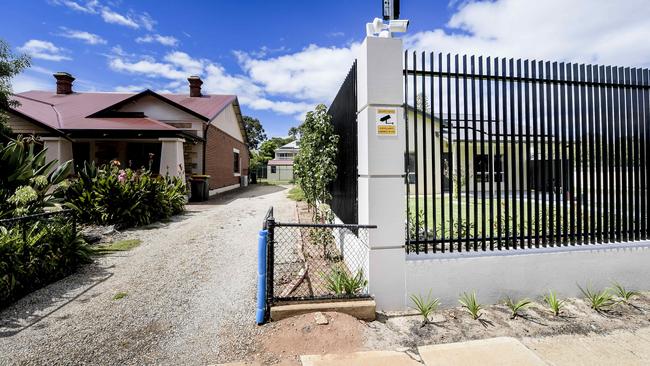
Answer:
[6, 72, 249, 192]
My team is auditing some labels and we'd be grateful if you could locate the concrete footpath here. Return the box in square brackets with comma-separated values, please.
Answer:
[299, 328, 650, 366]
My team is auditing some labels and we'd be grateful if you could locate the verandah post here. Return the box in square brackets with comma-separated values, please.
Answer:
[357, 36, 407, 311]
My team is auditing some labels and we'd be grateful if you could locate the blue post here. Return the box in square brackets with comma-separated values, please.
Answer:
[256, 229, 268, 325]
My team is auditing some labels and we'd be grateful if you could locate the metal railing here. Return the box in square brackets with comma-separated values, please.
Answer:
[404, 51, 649, 254]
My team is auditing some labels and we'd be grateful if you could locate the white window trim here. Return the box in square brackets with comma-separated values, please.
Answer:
[233, 148, 241, 177]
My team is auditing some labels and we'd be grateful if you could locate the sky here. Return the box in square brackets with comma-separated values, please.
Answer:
[4, 0, 650, 137]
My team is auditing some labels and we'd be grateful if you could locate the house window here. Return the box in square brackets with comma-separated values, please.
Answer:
[233, 151, 240, 173]
[271, 166, 277, 173]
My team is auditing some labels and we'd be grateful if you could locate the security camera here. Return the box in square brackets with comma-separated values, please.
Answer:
[389, 19, 409, 33]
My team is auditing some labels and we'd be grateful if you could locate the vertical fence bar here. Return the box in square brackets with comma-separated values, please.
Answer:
[487, 57, 494, 250]
[495, 57, 503, 249]
[599, 65, 608, 242]
[632, 68, 641, 241]
[413, 52, 420, 253]
[567, 63, 575, 244]
[624, 67, 631, 241]
[517, 59, 525, 248]
[587, 64, 597, 244]
[581, 64, 589, 244]
[614, 66, 622, 242]
[421, 52, 428, 252]
[503, 58, 510, 249]
[575, 64, 583, 244]
[550, 62, 558, 246]
[404, 51, 411, 252]
[606, 66, 615, 243]
[641, 69, 650, 239]
[524, 60, 532, 248]
[440, 53, 446, 252]
[472, 55, 479, 249]
[532, 61, 540, 247]
[455, 54, 461, 251]
[447, 53, 454, 251]
[510, 58, 517, 247]
[430, 52, 437, 251]
[463, 55, 471, 251]
[479, 56, 486, 251]
[594, 64, 603, 243]
[541, 62, 549, 246]
[559, 63, 568, 245]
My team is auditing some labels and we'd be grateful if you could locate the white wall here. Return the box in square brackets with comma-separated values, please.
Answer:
[7, 113, 48, 134]
[405, 242, 650, 307]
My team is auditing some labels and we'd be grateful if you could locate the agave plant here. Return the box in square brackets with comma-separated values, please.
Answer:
[0, 137, 72, 218]
[459, 291, 483, 320]
[322, 265, 367, 295]
[504, 296, 532, 319]
[410, 291, 440, 326]
[579, 284, 617, 312]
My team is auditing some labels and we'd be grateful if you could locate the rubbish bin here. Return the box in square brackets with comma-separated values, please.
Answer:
[250, 172, 257, 184]
[189, 175, 210, 202]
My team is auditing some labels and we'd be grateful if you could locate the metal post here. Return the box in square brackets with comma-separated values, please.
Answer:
[266, 216, 275, 319]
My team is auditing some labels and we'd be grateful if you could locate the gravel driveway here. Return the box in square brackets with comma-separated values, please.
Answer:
[0, 184, 295, 365]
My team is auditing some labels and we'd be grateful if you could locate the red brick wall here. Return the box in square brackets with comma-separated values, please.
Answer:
[204, 124, 249, 189]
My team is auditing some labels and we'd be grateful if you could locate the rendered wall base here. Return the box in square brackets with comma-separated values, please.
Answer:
[405, 242, 650, 307]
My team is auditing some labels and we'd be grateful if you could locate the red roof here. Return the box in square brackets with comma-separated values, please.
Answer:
[10, 90, 237, 133]
[267, 159, 294, 166]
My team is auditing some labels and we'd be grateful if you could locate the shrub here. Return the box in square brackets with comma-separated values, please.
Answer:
[410, 291, 440, 326]
[504, 296, 531, 319]
[543, 290, 565, 316]
[579, 284, 617, 312]
[0, 218, 90, 307]
[611, 282, 639, 304]
[60, 162, 187, 229]
[0, 137, 72, 218]
[322, 265, 367, 295]
[459, 291, 483, 320]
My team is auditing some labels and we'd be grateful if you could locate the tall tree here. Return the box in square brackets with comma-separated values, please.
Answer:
[242, 115, 266, 150]
[288, 126, 300, 140]
[0, 39, 31, 140]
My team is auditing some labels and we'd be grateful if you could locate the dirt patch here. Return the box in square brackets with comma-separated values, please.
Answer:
[254, 312, 365, 365]
[364, 292, 650, 351]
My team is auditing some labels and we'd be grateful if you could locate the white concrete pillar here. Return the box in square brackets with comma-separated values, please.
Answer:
[357, 36, 407, 311]
[41, 136, 73, 171]
[159, 137, 185, 178]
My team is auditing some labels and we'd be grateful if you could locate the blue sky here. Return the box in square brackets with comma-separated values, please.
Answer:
[5, 1, 650, 137]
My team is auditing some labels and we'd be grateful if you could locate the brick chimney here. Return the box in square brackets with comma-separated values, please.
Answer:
[188, 75, 203, 97]
[53, 72, 75, 95]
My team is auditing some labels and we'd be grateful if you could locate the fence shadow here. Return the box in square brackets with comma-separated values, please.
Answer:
[0, 262, 114, 338]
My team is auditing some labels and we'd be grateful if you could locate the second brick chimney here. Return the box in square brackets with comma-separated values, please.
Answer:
[54, 72, 75, 95]
[188, 76, 203, 97]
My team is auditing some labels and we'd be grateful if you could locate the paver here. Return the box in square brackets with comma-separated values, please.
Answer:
[418, 337, 547, 366]
[301, 350, 421, 366]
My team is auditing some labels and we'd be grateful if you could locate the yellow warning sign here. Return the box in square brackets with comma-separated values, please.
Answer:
[376, 107, 398, 136]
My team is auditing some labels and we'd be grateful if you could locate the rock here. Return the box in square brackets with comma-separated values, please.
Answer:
[314, 312, 329, 325]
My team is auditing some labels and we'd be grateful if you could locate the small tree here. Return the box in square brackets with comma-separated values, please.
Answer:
[242, 115, 267, 150]
[293, 104, 339, 220]
[0, 39, 31, 140]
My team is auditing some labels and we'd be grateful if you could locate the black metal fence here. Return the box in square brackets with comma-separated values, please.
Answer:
[405, 51, 648, 254]
[264, 207, 374, 304]
[328, 60, 359, 224]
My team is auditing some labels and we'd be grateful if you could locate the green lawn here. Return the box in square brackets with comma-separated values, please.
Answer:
[408, 195, 574, 237]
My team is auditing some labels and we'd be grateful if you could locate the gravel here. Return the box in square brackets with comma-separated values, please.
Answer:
[0, 184, 295, 365]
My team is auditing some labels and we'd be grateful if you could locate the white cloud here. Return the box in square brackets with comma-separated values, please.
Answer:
[136, 34, 179, 47]
[18, 40, 71, 61]
[109, 58, 187, 79]
[139, 12, 156, 31]
[101, 8, 139, 28]
[404, 0, 650, 68]
[11, 73, 51, 93]
[114, 84, 148, 92]
[236, 43, 360, 102]
[58, 27, 107, 45]
[163, 52, 203, 74]
[49, 0, 99, 13]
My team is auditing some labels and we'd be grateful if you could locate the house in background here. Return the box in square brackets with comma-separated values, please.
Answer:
[266, 140, 299, 181]
[7, 73, 249, 192]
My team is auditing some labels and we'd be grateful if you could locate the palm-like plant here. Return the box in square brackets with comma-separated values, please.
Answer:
[579, 284, 617, 312]
[459, 291, 483, 320]
[544, 290, 566, 316]
[410, 291, 440, 326]
[611, 282, 639, 304]
[504, 297, 531, 319]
